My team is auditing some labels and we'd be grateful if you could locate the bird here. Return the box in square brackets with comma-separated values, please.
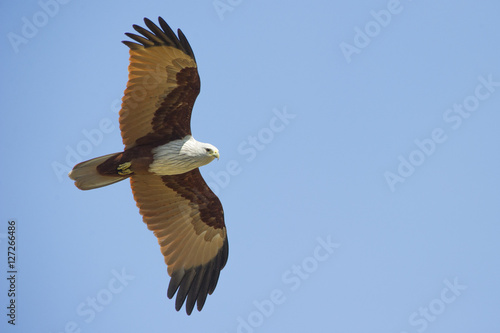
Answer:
[68, 17, 228, 315]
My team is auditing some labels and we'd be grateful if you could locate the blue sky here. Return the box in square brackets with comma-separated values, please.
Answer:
[1, 0, 500, 332]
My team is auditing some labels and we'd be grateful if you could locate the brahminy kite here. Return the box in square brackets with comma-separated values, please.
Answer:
[69, 17, 228, 315]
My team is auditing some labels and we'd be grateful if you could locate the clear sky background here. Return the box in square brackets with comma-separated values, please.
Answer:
[1, 1, 499, 332]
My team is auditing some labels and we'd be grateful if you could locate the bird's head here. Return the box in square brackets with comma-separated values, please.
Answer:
[203, 144, 220, 160]
[184, 138, 220, 168]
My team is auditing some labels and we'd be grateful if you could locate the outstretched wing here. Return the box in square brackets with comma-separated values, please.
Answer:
[120, 17, 200, 149]
[130, 170, 228, 315]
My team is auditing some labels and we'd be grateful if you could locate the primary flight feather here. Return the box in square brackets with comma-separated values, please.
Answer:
[69, 17, 228, 315]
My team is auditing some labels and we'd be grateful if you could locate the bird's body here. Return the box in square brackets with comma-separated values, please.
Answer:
[68, 17, 228, 315]
[149, 136, 219, 175]
[69, 135, 219, 189]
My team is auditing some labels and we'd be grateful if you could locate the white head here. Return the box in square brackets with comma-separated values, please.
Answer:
[198, 142, 220, 163]
[180, 136, 219, 167]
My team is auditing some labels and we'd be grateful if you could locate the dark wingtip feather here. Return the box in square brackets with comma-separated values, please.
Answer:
[185, 266, 208, 314]
[175, 269, 196, 313]
[195, 265, 212, 311]
[121, 40, 141, 49]
[122, 16, 196, 61]
[124, 32, 155, 47]
[166, 236, 229, 314]
[167, 270, 184, 299]
[177, 28, 196, 62]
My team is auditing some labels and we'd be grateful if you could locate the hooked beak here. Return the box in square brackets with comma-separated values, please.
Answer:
[212, 151, 220, 160]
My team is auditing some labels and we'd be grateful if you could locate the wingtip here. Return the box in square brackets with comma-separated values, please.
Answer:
[122, 16, 195, 59]
[158, 16, 167, 26]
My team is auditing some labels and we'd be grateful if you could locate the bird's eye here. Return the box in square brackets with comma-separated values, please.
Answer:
[205, 148, 212, 153]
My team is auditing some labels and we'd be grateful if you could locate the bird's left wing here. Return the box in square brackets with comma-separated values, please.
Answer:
[119, 17, 200, 149]
[130, 170, 228, 314]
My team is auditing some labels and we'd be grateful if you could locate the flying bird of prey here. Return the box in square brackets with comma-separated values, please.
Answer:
[69, 17, 228, 315]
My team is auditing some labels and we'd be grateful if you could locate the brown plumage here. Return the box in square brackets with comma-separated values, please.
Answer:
[131, 171, 228, 313]
[120, 19, 199, 148]
[68, 17, 228, 315]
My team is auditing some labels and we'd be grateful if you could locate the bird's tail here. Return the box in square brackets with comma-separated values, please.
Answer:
[69, 153, 128, 190]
